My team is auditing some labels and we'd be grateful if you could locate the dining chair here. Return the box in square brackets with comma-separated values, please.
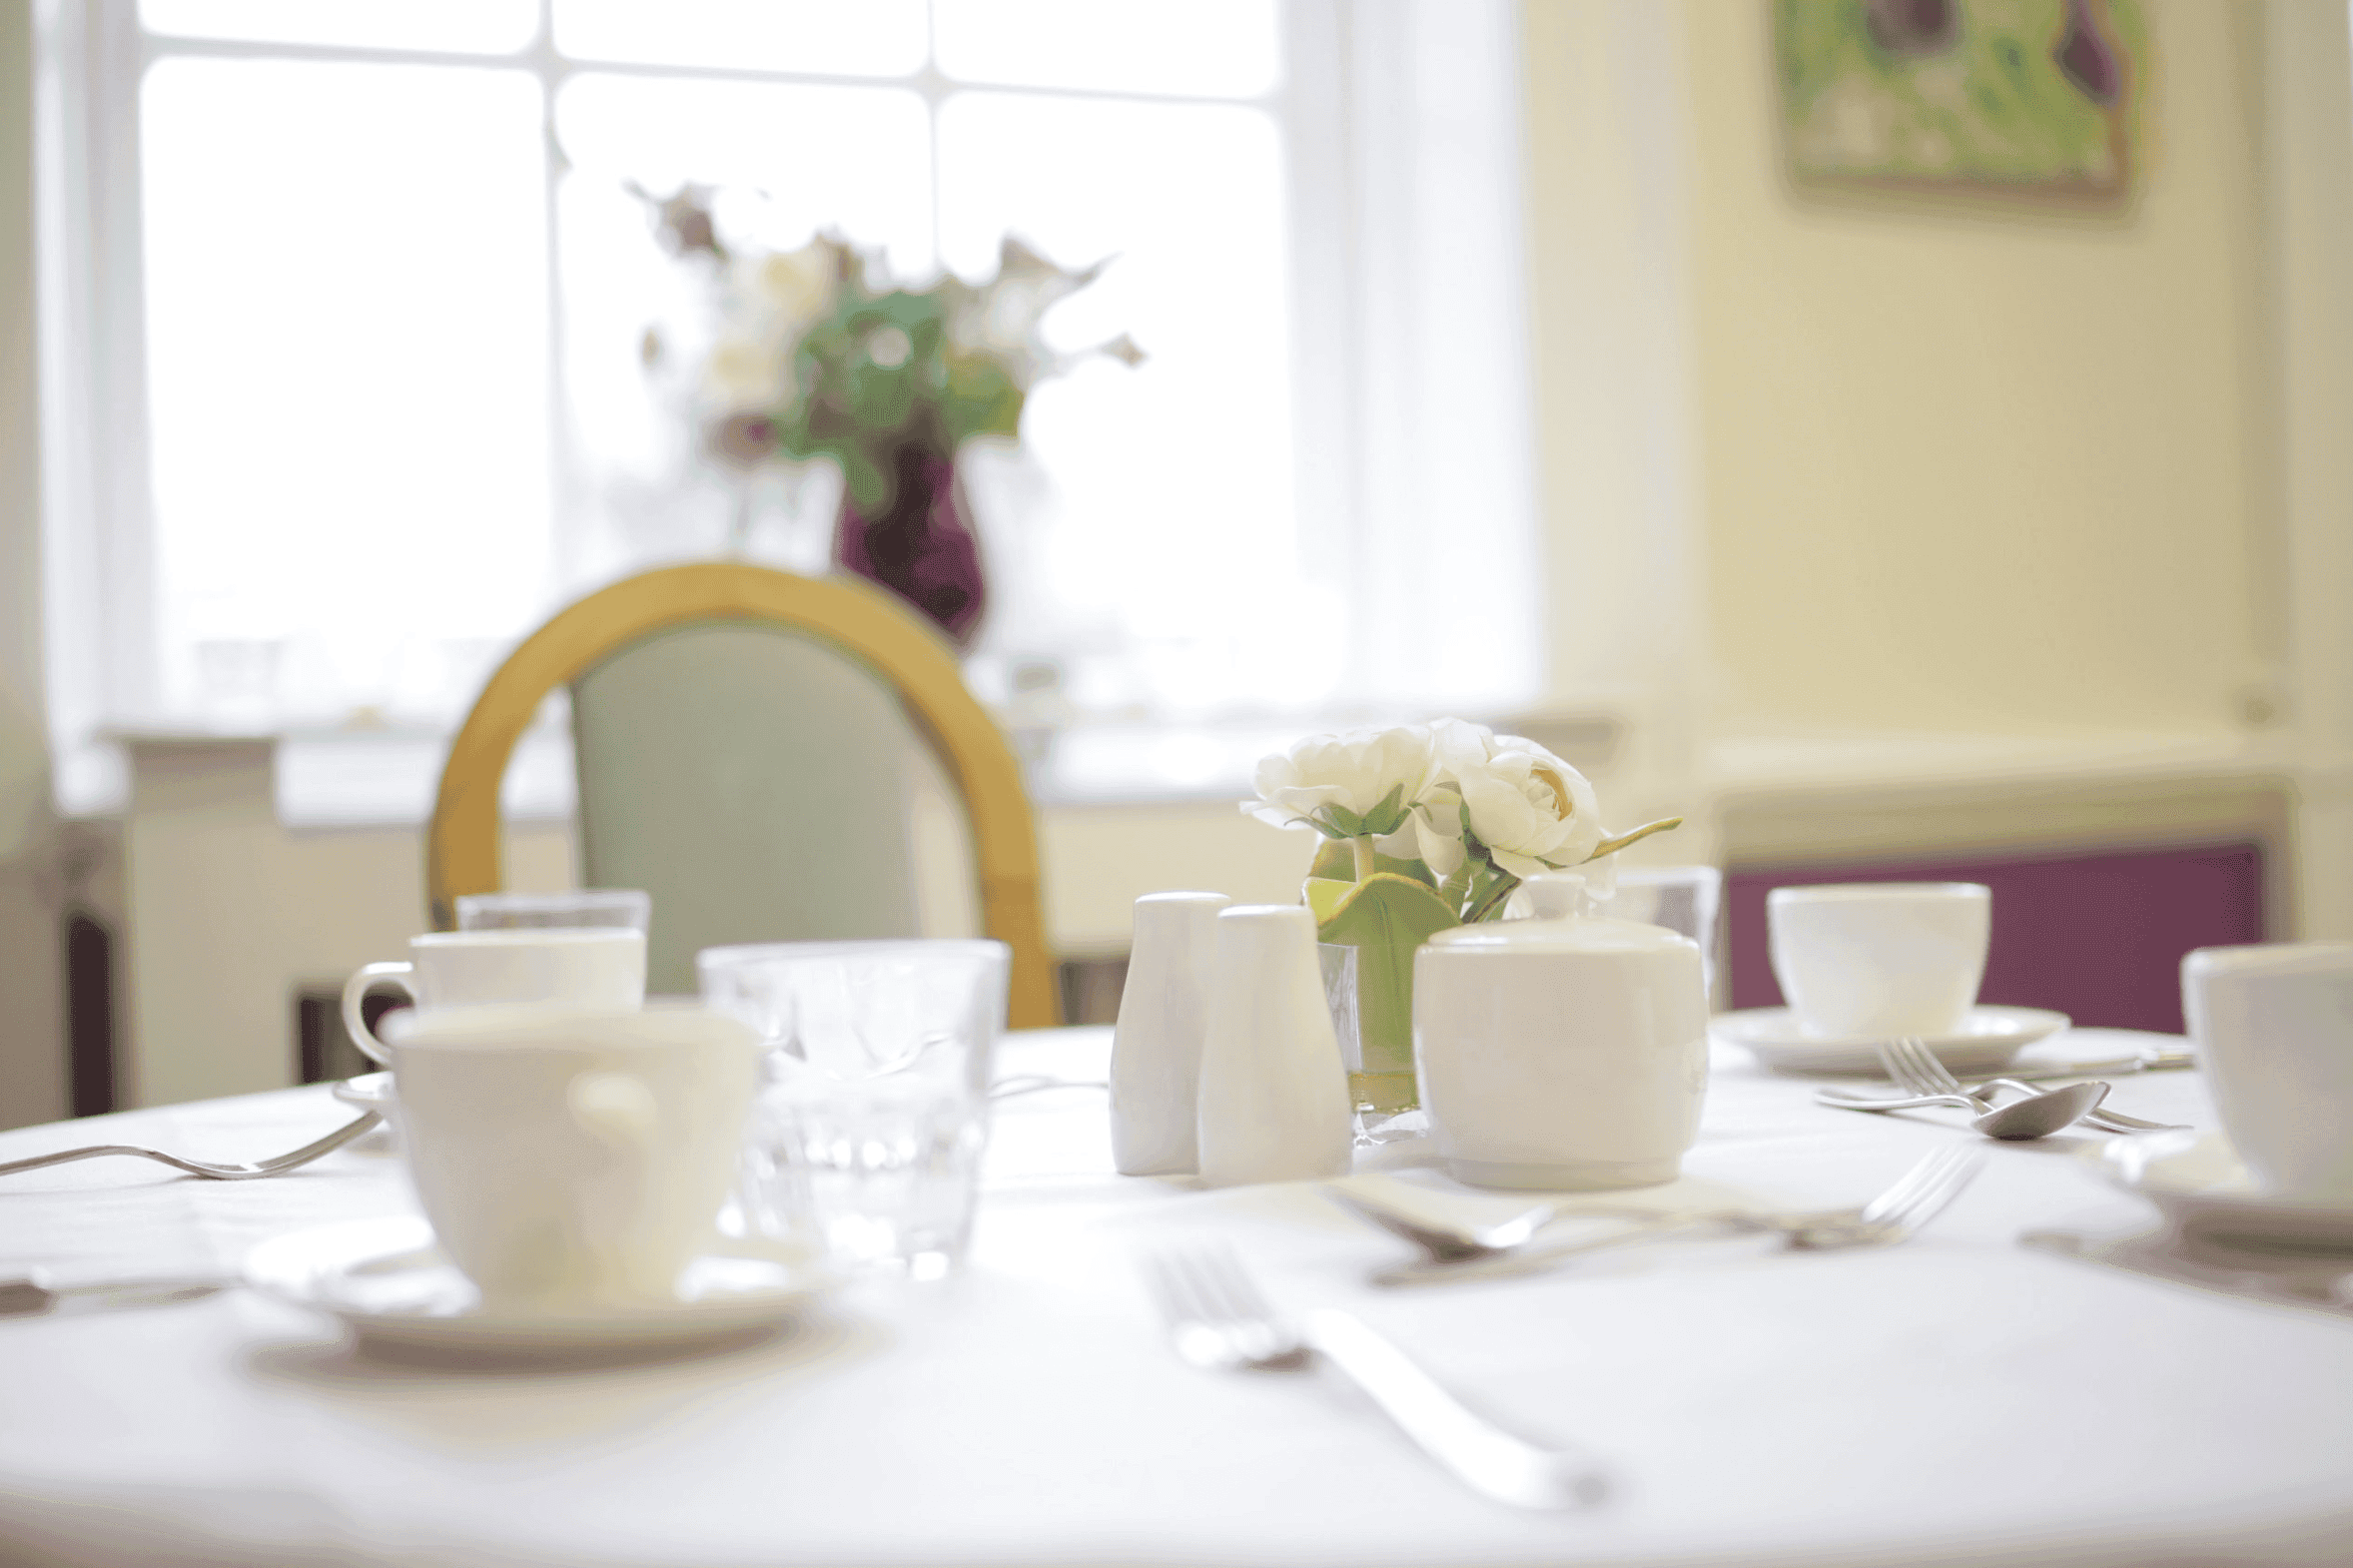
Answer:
[424, 562, 1060, 1028]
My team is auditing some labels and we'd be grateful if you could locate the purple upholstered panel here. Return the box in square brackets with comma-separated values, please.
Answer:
[1726, 842, 2265, 1035]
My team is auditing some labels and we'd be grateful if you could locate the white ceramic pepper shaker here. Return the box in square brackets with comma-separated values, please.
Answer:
[1111, 891, 1230, 1176]
[1196, 904, 1353, 1186]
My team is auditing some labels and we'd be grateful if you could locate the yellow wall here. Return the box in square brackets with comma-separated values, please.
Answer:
[1684, 0, 2271, 737]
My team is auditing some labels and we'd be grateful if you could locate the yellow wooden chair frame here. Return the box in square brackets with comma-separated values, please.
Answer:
[425, 562, 1061, 1030]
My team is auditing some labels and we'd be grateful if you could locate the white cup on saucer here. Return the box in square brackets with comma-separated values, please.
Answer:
[385, 1004, 762, 1310]
[2182, 942, 2353, 1200]
[1768, 882, 1990, 1039]
[342, 929, 647, 1065]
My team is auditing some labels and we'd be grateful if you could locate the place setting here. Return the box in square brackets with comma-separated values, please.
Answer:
[0, 889, 1023, 1367]
[256, 925, 1026, 1360]
[2013, 942, 2353, 1317]
[1702, 878, 2188, 1143]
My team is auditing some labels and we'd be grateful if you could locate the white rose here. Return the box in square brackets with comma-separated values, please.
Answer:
[704, 334, 783, 408]
[1400, 718, 1489, 879]
[1242, 725, 1440, 840]
[1442, 726, 1606, 880]
[752, 240, 839, 328]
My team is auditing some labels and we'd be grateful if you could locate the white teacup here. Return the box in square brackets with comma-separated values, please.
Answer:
[2182, 942, 2353, 1199]
[385, 1004, 762, 1309]
[342, 929, 647, 1065]
[1768, 882, 1990, 1039]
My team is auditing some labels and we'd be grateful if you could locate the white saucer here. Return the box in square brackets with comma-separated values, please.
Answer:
[244, 1216, 827, 1355]
[1711, 1005, 2073, 1075]
[330, 1072, 393, 1111]
[2095, 1131, 2353, 1252]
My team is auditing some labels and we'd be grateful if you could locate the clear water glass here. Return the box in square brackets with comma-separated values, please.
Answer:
[698, 939, 1010, 1280]
[454, 889, 651, 931]
[1593, 866, 1724, 1000]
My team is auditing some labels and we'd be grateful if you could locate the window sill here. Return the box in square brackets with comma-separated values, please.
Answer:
[103, 724, 577, 830]
[92, 710, 1629, 830]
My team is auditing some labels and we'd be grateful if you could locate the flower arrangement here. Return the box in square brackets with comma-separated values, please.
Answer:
[1244, 719, 1681, 1113]
[638, 183, 1143, 643]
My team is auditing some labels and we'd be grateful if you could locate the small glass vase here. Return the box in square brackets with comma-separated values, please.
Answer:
[1318, 942, 1428, 1146]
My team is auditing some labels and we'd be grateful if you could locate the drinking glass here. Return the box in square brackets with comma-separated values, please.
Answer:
[455, 888, 651, 931]
[698, 939, 1011, 1280]
[1593, 866, 1723, 999]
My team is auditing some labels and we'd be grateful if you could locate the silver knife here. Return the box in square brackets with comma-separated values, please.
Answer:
[0, 1274, 229, 1317]
[1969, 1046, 2195, 1084]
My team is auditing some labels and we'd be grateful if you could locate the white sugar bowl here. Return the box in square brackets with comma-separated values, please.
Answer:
[1412, 875, 1709, 1190]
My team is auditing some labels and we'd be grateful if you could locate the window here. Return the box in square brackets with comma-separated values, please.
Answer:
[41, 0, 1539, 815]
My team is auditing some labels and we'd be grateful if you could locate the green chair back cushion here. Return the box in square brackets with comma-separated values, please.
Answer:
[569, 620, 927, 994]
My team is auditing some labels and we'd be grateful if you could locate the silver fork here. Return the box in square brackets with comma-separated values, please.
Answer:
[1373, 1143, 1983, 1287]
[1144, 1245, 1608, 1510]
[0, 1109, 384, 1180]
[1879, 1037, 2183, 1135]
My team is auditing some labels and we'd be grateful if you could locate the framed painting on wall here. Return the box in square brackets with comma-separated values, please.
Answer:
[1774, 0, 2146, 208]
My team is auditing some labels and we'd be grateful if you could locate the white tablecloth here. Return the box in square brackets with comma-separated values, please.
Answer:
[1, 1028, 2348, 1568]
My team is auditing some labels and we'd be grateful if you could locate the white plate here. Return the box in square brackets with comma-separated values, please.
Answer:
[331, 1072, 393, 1111]
[1711, 1005, 2073, 1075]
[2095, 1131, 2353, 1253]
[244, 1216, 828, 1355]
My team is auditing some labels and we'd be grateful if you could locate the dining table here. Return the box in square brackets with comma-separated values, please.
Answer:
[1, 1024, 2349, 1568]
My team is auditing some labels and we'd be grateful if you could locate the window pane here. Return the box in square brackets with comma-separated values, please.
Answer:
[554, 75, 933, 273]
[141, 59, 549, 721]
[553, 0, 927, 77]
[934, 0, 1280, 98]
[139, 0, 536, 54]
[937, 93, 1327, 715]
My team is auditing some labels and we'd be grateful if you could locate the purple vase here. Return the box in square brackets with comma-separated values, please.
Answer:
[832, 444, 987, 648]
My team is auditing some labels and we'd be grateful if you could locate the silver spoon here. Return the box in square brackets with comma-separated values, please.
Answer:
[1324, 1185, 1704, 1263]
[1336, 1145, 1986, 1285]
[1970, 1077, 2186, 1133]
[1815, 1079, 2109, 1140]
[1324, 1186, 1566, 1261]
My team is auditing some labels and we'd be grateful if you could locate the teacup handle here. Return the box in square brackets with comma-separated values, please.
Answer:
[566, 1073, 660, 1152]
[342, 962, 416, 1067]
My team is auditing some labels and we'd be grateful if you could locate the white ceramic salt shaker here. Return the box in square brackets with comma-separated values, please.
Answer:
[1111, 891, 1230, 1176]
[1196, 904, 1353, 1186]
[1414, 871, 1708, 1190]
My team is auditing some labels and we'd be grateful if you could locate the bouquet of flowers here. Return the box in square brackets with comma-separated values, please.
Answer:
[1244, 718, 1680, 1112]
[639, 184, 1143, 643]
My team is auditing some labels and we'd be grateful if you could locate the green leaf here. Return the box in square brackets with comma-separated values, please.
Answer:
[1322, 804, 1364, 838]
[1354, 782, 1411, 838]
[1313, 873, 1462, 1078]
[1462, 867, 1522, 925]
[1303, 876, 1354, 924]
[839, 443, 891, 514]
